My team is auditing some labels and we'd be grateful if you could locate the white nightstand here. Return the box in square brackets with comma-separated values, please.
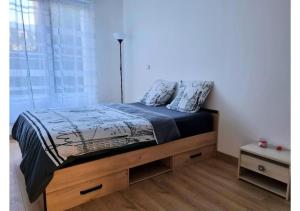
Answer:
[238, 143, 290, 200]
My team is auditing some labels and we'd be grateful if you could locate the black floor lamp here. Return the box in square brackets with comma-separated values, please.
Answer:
[113, 32, 126, 103]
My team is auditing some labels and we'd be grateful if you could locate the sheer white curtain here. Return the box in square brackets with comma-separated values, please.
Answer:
[9, 0, 97, 122]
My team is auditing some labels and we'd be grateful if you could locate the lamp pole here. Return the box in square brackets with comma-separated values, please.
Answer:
[118, 39, 124, 103]
[113, 32, 126, 104]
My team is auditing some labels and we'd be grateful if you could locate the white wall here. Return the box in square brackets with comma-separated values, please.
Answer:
[94, 0, 123, 103]
[123, 0, 290, 157]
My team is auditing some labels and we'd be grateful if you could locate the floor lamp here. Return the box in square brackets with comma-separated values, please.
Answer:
[113, 32, 126, 103]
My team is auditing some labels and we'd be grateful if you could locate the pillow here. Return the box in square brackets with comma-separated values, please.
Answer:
[140, 79, 176, 106]
[167, 80, 213, 113]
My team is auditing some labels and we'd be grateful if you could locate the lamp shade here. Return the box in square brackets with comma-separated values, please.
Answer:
[113, 32, 126, 41]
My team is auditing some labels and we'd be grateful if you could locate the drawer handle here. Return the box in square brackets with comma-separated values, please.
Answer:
[258, 165, 265, 172]
[80, 184, 102, 195]
[190, 152, 202, 159]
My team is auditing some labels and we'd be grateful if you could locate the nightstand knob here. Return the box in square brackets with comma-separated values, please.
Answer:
[258, 165, 265, 172]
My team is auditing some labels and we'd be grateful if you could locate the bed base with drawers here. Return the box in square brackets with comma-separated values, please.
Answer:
[44, 111, 219, 211]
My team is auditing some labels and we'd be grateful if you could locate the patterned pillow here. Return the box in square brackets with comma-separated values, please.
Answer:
[140, 80, 176, 106]
[167, 81, 213, 113]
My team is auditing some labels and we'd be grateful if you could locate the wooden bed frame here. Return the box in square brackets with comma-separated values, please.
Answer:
[44, 110, 219, 211]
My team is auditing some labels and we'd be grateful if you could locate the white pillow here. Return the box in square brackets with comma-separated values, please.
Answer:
[140, 79, 176, 106]
[167, 80, 213, 113]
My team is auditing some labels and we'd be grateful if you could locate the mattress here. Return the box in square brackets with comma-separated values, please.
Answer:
[63, 103, 214, 167]
[130, 103, 214, 138]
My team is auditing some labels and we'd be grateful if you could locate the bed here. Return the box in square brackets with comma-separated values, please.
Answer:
[12, 102, 218, 211]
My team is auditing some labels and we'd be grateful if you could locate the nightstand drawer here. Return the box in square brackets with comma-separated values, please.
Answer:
[240, 154, 289, 183]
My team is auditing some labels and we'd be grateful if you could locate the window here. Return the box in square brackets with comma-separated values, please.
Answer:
[9, 0, 97, 122]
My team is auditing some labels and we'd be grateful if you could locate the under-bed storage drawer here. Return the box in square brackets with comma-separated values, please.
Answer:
[173, 144, 216, 168]
[46, 170, 129, 211]
[240, 154, 289, 183]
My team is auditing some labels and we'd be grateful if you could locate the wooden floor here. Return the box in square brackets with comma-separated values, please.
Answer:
[10, 140, 290, 211]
